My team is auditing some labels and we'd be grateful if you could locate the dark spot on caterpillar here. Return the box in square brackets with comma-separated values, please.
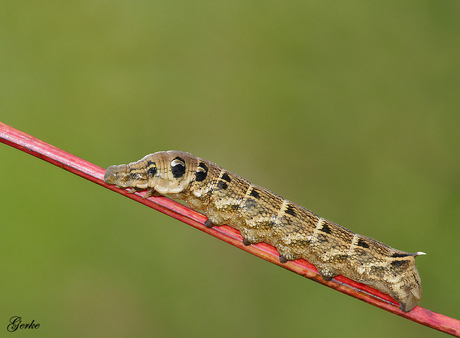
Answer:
[314, 235, 328, 244]
[243, 238, 251, 246]
[249, 188, 260, 199]
[221, 172, 232, 183]
[357, 238, 370, 248]
[279, 255, 288, 263]
[339, 254, 349, 261]
[148, 166, 157, 176]
[285, 204, 296, 217]
[146, 161, 157, 176]
[391, 260, 408, 268]
[370, 265, 385, 274]
[205, 219, 214, 228]
[196, 162, 208, 182]
[320, 222, 332, 234]
[243, 198, 257, 209]
[217, 180, 228, 190]
[129, 171, 142, 180]
[171, 157, 186, 178]
[391, 252, 409, 258]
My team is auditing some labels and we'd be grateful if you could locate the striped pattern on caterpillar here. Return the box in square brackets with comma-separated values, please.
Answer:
[104, 150, 424, 312]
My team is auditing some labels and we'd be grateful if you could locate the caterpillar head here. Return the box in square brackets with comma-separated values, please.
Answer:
[104, 151, 197, 195]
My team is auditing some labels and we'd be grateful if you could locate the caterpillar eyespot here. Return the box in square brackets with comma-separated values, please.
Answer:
[104, 150, 424, 312]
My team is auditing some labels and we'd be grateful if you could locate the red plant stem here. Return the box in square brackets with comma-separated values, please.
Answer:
[1, 121, 459, 336]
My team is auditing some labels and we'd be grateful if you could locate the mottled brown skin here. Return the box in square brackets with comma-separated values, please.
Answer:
[104, 151, 424, 312]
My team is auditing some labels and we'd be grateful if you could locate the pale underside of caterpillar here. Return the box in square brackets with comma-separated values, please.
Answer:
[104, 150, 424, 312]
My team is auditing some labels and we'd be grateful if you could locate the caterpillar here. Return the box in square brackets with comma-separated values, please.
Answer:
[104, 150, 424, 312]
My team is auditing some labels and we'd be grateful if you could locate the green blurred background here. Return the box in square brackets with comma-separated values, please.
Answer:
[1, 1, 459, 337]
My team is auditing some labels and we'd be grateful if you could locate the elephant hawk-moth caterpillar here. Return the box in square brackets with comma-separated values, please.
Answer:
[104, 150, 424, 312]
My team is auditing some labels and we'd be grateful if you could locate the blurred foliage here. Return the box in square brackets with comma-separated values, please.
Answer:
[1, 1, 460, 337]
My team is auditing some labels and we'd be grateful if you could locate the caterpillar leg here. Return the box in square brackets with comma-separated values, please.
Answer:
[142, 188, 161, 199]
[205, 219, 215, 228]
[316, 266, 338, 281]
[243, 238, 252, 246]
[206, 223, 255, 248]
[279, 255, 289, 263]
